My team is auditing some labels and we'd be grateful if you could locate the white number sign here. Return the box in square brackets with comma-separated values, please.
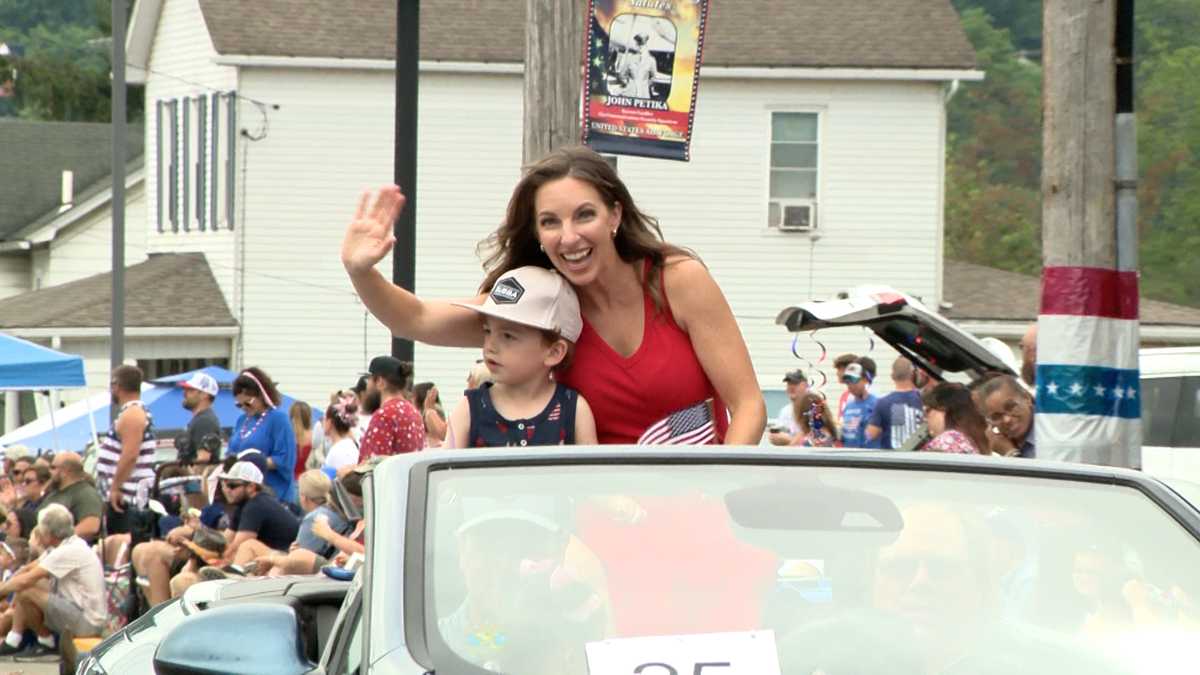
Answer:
[585, 630, 782, 675]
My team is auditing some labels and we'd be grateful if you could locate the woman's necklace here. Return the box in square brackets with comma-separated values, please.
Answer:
[239, 410, 267, 440]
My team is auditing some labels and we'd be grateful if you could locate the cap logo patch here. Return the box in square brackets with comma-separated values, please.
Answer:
[491, 277, 525, 305]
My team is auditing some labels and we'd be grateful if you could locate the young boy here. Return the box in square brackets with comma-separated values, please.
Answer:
[445, 266, 598, 448]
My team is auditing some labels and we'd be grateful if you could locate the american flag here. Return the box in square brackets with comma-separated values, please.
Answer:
[637, 399, 716, 445]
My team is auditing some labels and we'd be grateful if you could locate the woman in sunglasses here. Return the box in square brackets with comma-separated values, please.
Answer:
[227, 367, 298, 504]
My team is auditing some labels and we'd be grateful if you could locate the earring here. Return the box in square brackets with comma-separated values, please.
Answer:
[611, 229, 618, 238]
[539, 244, 545, 252]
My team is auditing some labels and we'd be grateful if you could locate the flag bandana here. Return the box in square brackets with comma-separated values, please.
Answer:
[637, 399, 716, 445]
[581, 0, 710, 161]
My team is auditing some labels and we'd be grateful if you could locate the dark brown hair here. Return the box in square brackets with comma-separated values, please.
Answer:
[833, 354, 859, 370]
[477, 145, 695, 314]
[923, 382, 991, 455]
[112, 364, 143, 393]
[232, 366, 282, 408]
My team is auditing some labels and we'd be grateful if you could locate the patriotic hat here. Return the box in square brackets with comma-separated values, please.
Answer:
[455, 266, 582, 343]
[180, 371, 219, 397]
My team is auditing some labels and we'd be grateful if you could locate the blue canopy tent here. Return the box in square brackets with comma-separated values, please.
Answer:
[0, 333, 89, 451]
[0, 334, 86, 389]
[0, 365, 319, 452]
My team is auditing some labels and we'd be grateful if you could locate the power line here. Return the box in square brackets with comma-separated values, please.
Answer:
[128, 62, 279, 110]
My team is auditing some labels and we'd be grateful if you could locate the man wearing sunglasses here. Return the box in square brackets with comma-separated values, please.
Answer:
[13, 464, 50, 537]
[218, 461, 299, 567]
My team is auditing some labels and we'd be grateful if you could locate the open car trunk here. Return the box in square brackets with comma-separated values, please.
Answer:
[776, 286, 1017, 382]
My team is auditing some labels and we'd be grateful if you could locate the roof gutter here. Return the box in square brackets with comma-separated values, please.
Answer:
[213, 55, 985, 82]
[0, 240, 32, 252]
[14, 167, 145, 245]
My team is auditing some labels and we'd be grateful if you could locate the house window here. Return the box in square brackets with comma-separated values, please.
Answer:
[768, 111, 819, 231]
[156, 93, 237, 233]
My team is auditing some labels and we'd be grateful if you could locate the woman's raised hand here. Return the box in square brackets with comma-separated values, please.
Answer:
[341, 186, 405, 275]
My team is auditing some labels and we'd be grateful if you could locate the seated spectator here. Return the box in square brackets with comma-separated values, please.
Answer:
[0, 506, 18, 544]
[253, 470, 365, 577]
[37, 452, 103, 543]
[131, 521, 195, 608]
[220, 461, 300, 566]
[294, 470, 349, 557]
[169, 528, 227, 598]
[15, 464, 50, 537]
[0, 504, 105, 656]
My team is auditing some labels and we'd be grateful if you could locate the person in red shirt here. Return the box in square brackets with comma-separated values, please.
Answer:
[358, 356, 424, 458]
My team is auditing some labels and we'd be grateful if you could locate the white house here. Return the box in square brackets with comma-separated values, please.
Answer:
[5, 0, 987, 421]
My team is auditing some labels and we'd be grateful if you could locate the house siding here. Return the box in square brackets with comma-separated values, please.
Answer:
[143, 0, 239, 313]
[43, 182, 149, 289]
[0, 254, 29, 300]
[218, 67, 944, 406]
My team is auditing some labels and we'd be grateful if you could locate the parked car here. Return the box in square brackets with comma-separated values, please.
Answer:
[76, 575, 349, 674]
[84, 447, 1200, 675]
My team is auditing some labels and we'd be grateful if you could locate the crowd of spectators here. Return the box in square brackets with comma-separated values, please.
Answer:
[0, 354, 465, 658]
[770, 336, 1038, 457]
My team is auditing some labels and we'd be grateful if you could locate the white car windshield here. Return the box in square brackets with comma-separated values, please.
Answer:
[422, 463, 1200, 675]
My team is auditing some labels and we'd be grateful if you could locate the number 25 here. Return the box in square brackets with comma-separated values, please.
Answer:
[634, 663, 731, 674]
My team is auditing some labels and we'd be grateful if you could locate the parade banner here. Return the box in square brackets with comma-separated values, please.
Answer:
[581, 0, 710, 161]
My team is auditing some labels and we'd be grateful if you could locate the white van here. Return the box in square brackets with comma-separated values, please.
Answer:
[1138, 347, 1200, 482]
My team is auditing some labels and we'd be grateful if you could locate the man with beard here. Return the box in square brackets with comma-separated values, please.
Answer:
[178, 372, 221, 464]
[37, 452, 103, 543]
[95, 365, 156, 534]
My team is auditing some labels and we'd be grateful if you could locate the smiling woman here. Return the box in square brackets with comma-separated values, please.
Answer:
[341, 146, 765, 445]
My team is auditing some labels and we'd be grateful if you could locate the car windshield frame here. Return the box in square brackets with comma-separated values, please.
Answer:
[398, 449, 1200, 673]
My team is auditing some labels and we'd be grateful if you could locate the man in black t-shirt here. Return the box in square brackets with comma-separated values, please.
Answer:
[179, 372, 222, 464]
[219, 461, 300, 565]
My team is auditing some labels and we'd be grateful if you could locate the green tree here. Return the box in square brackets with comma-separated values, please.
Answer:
[945, 9, 1042, 273]
[949, 0, 1200, 309]
[0, 0, 139, 122]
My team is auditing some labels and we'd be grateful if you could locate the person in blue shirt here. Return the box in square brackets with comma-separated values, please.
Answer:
[226, 367, 297, 503]
[866, 357, 925, 449]
[839, 359, 878, 449]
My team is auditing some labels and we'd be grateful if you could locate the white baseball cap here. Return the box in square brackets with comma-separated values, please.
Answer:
[455, 266, 582, 343]
[180, 371, 219, 397]
[220, 460, 263, 486]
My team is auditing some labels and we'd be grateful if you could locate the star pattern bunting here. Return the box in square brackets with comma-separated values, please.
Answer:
[1035, 364, 1141, 419]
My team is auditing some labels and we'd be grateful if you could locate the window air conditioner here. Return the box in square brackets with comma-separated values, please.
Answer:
[771, 200, 817, 232]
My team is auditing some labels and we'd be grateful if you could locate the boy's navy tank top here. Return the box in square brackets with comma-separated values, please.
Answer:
[466, 382, 578, 448]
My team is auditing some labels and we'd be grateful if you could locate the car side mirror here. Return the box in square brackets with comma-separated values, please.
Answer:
[154, 603, 315, 675]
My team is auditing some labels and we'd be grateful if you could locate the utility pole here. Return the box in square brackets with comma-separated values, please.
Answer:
[1036, 0, 1140, 467]
[392, 0, 418, 362]
[523, 0, 583, 164]
[111, 0, 127, 392]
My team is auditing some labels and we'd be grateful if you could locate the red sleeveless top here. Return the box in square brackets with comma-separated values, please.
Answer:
[557, 261, 729, 444]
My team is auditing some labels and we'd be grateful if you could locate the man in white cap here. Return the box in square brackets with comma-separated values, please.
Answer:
[444, 266, 597, 448]
[218, 461, 299, 566]
[179, 371, 221, 464]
